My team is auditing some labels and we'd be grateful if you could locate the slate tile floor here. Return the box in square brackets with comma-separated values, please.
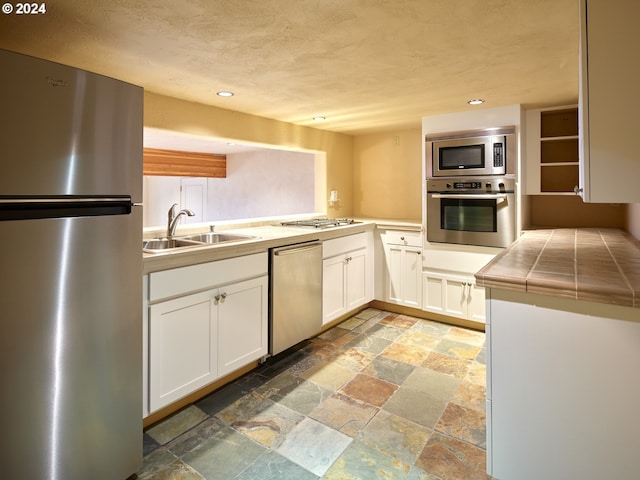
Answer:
[138, 309, 489, 480]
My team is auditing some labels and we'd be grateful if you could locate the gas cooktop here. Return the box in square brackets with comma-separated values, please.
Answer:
[280, 218, 357, 228]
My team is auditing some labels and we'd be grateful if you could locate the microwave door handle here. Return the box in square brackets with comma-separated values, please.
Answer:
[431, 193, 508, 203]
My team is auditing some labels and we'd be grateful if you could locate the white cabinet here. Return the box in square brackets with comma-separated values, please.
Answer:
[380, 229, 422, 308]
[422, 245, 498, 324]
[217, 276, 268, 377]
[422, 271, 485, 323]
[322, 232, 374, 325]
[578, 0, 640, 203]
[146, 253, 268, 413]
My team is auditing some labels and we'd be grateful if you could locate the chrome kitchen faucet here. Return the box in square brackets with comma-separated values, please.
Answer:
[167, 203, 195, 237]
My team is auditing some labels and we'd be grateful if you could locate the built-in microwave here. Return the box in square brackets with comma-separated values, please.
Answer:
[426, 126, 516, 177]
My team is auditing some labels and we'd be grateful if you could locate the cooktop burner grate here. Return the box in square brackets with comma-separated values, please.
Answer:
[281, 218, 356, 228]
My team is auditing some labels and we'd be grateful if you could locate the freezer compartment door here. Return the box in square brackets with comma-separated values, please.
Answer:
[0, 49, 143, 200]
[0, 209, 143, 479]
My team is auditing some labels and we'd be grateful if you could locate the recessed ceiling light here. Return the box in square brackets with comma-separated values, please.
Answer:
[313, 116, 326, 121]
[217, 91, 234, 97]
[467, 99, 485, 105]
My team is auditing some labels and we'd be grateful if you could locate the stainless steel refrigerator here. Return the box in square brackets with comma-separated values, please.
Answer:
[0, 49, 143, 479]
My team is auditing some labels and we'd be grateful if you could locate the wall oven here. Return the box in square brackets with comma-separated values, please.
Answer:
[426, 177, 516, 248]
[426, 126, 516, 177]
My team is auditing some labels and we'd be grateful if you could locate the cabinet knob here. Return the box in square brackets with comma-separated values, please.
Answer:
[400, 236, 405, 241]
[214, 294, 220, 303]
[221, 292, 227, 300]
[573, 185, 583, 195]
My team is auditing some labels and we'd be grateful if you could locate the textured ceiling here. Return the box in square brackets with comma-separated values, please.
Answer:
[0, 0, 579, 136]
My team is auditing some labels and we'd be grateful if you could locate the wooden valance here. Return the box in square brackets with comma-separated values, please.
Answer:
[143, 148, 227, 178]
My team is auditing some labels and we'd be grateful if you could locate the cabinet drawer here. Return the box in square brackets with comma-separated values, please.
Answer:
[323, 232, 368, 258]
[149, 252, 268, 302]
[382, 230, 422, 247]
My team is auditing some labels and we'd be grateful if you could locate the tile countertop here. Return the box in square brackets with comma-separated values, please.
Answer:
[475, 228, 640, 308]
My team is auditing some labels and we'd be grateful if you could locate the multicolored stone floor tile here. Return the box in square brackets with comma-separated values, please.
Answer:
[138, 309, 489, 479]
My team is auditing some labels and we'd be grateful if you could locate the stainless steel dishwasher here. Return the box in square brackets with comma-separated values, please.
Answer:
[270, 240, 322, 356]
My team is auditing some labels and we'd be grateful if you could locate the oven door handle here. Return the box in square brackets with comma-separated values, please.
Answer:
[430, 193, 508, 203]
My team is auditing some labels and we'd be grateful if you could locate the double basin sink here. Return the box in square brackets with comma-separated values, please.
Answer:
[143, 232, 256, 254]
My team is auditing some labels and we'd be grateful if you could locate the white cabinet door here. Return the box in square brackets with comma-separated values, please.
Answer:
[578, 0, 640, 203]
[386, 244, 422, 308]
[149, 291, 217, 412]
[387, 245, 403, 304]
[423, 273, 445, 314]
[217, 276, 268, 377]
[322, 254, 348, 324]
[381, 229, 423, 309]
[467, 282, 486, 323]
[402, 246, 422, 308]
[444, 276, 466, 318]
[346, 248, 368, 311]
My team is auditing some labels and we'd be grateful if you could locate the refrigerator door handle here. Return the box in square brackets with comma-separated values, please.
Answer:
[0, 196, 133, 221]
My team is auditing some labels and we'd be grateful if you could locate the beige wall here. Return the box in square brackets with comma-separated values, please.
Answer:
[527, 195, 627, 229]
[526, 197, 639, 241]
[353, 128, 422, 220]
[144, 92, 354, 218]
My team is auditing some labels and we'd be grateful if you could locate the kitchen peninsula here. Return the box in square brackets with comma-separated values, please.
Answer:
[476, 228, 640, 480]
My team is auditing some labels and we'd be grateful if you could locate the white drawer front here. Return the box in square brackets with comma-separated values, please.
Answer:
[382, 230, 422, 247]
[149, 252, 268, 302]
[322, 232, 368, 258]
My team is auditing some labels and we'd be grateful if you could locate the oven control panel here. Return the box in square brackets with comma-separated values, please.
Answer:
[427, 176, 515, 193]
[449, 181, 483, 189]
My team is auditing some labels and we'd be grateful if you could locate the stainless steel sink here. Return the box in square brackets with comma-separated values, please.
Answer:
[143, 232, 257, 253]
[142, 238, 202, 253]
[180, 232, 256, 244]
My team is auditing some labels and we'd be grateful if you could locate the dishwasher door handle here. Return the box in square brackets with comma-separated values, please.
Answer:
[273, 242, 322, 256]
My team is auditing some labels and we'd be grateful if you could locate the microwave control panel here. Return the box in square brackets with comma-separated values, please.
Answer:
[493, 142, 504, 167]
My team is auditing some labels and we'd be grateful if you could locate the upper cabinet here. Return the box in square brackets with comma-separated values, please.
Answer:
[526, 105, 579, 195]
[578, 0, 640, 203]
